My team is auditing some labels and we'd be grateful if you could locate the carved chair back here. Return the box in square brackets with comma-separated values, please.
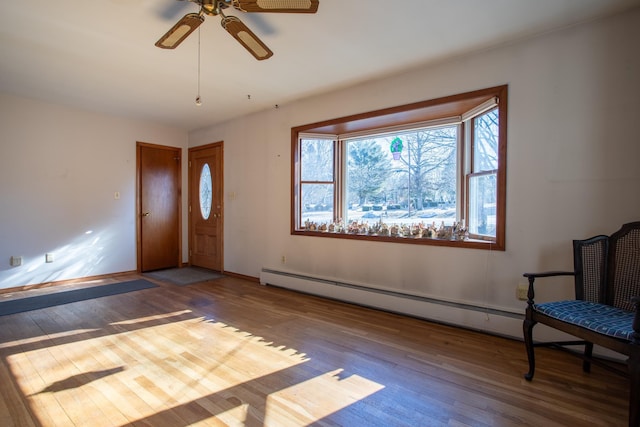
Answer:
[608, 223, 640, 311]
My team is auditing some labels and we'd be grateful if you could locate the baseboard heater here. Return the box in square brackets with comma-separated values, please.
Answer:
[260, 267, 524, 340]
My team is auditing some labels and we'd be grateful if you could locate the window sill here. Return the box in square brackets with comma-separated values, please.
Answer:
[291, 230, 503, 250]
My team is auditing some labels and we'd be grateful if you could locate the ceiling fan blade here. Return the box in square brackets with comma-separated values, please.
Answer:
[155, 13, 204, 49]
[221, 16, 274, 60]
[231, 0, 319, 13]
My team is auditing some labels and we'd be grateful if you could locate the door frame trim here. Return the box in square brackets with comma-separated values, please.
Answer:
[136, 141, 183, 272]
[188, 141, 224, 272]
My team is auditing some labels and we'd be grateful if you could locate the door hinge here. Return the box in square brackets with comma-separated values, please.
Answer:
[189, 205, 192, 213]
[189, 160, 192, 168]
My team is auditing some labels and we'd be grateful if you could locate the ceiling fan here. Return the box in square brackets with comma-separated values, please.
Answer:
[156, 0, 320, 60]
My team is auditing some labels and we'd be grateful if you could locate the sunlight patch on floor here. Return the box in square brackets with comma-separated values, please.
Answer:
[265, 368, 385, 425]
[6, 314, 339, 425]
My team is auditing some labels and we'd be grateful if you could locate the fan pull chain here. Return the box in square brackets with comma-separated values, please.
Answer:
[196, 26, 202, 106]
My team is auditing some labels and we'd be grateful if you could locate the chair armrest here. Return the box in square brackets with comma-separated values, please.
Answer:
[523, 271, 575, 279]
[522, 271, 575, 306]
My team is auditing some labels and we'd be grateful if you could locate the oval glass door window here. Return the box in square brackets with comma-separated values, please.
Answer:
[199, 163, 212, 220]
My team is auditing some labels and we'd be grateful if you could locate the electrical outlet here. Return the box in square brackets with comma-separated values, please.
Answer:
[516, 283, 528, 301]
[10, 256, 22, 267]
[45, 253, 54, 263]
[281, 255, 286, 264]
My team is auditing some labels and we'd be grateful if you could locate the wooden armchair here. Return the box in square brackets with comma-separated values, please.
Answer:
[522, 221, 640, 426]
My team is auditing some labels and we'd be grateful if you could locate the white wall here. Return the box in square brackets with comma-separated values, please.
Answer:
[190, 8, 640, 337]
[0, 94, 188, 289]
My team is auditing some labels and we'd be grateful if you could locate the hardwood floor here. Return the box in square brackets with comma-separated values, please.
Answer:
[0, 273, 628, 426]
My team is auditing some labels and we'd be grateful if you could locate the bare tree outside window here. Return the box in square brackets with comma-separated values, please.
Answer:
[474, 109, 498, 171]
[393, 127, 457, 212]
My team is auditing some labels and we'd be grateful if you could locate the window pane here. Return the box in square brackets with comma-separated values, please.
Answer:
[199, 163, 212, 220]
[474, 108, 499, 172]
[468, 173, 497, 237]
[411, 127, 458, 216]
[345, 126, 458, 228]
[301, 139, 333, 181]
[345, 138, 391, 225]
[302, 183, 334, 227]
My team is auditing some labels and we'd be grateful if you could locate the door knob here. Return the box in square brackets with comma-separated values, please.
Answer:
[142, 212, 151, 217]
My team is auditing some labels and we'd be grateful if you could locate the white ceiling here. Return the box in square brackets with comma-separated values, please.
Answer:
[1, 0, 638, 131]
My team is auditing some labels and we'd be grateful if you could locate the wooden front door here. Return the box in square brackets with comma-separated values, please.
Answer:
[137, 142, 181, 272]
[189, 142, 223, 271]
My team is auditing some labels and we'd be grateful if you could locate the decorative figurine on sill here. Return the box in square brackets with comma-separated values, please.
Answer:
[379, 223, 390, 236]
[457, 220, 469, 240]
[451, 221, 459, 240]
[428, 222, 438, 238]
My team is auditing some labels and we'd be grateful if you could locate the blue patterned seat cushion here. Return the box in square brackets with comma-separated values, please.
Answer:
[535, 300, 634, 341]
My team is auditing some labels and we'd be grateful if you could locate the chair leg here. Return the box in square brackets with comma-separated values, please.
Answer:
[629, 347, 640, 427]
[523, 317, 536, 381]
[582, 341, 593, 373]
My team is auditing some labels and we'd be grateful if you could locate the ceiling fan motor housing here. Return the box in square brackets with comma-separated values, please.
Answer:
[202, 0, 217, 14]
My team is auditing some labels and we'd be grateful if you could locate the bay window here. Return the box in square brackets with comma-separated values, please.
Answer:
[292, 85, 507, 250]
